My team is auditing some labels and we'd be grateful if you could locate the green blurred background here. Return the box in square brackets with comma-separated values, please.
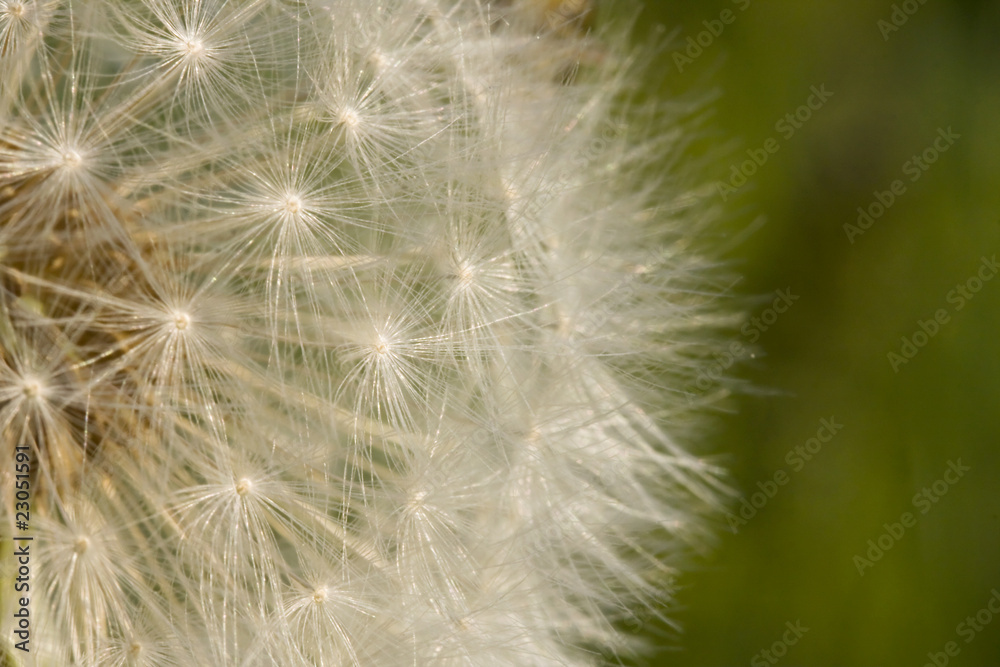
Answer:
[620, 1, 1000, 665]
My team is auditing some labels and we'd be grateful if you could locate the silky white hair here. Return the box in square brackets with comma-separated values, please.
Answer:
[0, 1, 729, 664]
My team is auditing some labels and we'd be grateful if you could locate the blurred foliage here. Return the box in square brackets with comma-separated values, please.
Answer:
[611, 0, 1000, 665]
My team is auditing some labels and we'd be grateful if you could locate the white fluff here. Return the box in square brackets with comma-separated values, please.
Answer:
[0, 1, 729, 664]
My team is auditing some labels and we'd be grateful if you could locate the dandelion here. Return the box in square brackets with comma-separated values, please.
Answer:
[1, 0, 730, 665]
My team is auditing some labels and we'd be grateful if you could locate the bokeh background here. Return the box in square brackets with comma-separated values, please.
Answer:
[617, 1, 1000, 665]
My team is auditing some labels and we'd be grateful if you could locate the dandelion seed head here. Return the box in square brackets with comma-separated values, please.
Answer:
[5, 1, 25, 19]
[73, 536, 91, 555]
[1, 0, 731, 664]
[367, 48, 391, 73]
[407, 488, 429, 515]
[182, 36, 205, 58]
[234, 477, 253, 497]
[282, 194, 302, 215]
[453, 259, 476, 289]
[170, 309, 192, 331]
[59, 148, 84, 170]
[339, 107, 361, 128]
[20, 374, 47, 401]
[369, 328, 397, 358]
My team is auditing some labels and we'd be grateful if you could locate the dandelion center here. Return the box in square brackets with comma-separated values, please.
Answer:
[172, 310, 191, 331]
[407, 489, 428, 513]
[20, 376, 47, 401]
[455, 260, 476, 287]
[22, 379, 41, 398]
[283, 195, 302, 215]
[368, 49, 389, 72]
[73, 536, 90, 555]
[235, 478, 253, 496]
[373, 334, 392, 355]
[339, 108, 361, 128]
[184, 38, 204, 57]
[61, 149, 83, 169]
[312, 587, 328, 604]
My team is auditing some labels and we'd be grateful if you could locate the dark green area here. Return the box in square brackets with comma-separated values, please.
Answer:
[619, 1, 1000, 665]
